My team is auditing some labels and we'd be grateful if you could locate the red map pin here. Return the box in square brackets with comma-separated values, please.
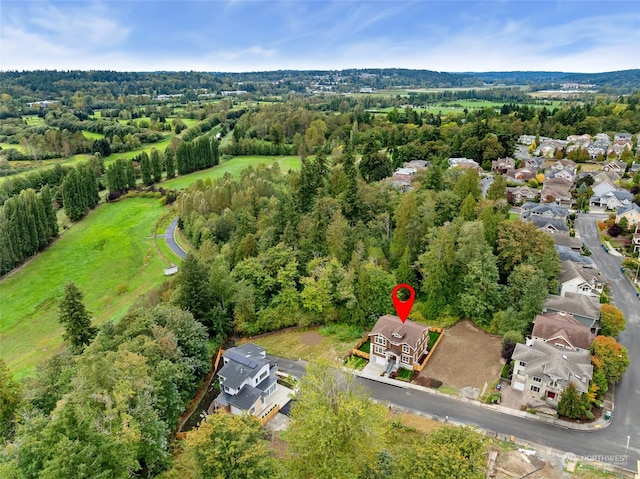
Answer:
[392, 284, 415, 323]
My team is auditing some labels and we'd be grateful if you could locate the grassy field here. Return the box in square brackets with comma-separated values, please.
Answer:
[81, 130, 105, 140]
[0, 142, 27, 152]
[248, 326, 359, 365]
[0, 197, 169, 378]
[162, 156, 301, 190]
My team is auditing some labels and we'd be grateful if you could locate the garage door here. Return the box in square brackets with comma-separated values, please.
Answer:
[513, 382, 525, 391]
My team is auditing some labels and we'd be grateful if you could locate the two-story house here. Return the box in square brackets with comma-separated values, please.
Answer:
[531, 312, 595, 353]
[214, 343, 279, 417]
[558, 260, 604, 298]
[368, 315, 430, 374]
[511, 340, 593, 405]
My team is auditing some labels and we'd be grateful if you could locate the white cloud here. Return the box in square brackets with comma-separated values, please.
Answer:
[1, 1, 131, 70]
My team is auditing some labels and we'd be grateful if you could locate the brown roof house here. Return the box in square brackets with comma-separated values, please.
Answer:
[531, 312, 595, 353]
[369, 315, 430, 375]
[511, 340, 593, 406]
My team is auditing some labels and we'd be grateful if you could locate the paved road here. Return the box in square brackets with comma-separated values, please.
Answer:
[576, 214, 640, 466]
[164, 218, 187, 259]
[270, 218, 640, 471]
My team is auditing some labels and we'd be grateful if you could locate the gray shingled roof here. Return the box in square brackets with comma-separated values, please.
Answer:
[512, 340, 593, 393]
[218, 343, 270, 390]
[555, 245, 593, 264]
[368, 315, 428, 349]
[616, 203, 640, 216]
[559, 260, 598, 285]
[224, 385, 263, 410]
[529, 216, 569, 231]
[544, 293, 600, 325]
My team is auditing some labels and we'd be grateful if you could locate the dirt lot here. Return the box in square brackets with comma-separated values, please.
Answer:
[418, 320, 502, 393]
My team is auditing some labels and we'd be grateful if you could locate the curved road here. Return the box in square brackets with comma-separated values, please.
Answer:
[164, 218, 187, 259]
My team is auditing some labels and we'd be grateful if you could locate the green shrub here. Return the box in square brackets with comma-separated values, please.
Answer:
[584, 410, 595, 420]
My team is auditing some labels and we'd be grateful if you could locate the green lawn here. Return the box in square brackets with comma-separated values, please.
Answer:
[0, 142, 27, 152]
[103, 137, 173, 165]
[81, 130, 105, 140]
[162, 156, 301, 190]
[0, 197, 169, 379]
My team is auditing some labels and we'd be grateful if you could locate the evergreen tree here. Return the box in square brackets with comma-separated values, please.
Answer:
[557, 383, 583, 419]
[164, 148, 175, 179]
[58, 281, 97, 353]
[172, 253, 214, 332]
[139, 152, 153, 186]
[125, 159, 137, 190]
[61, 168, 85, 221]
[150, 148, 163, 183]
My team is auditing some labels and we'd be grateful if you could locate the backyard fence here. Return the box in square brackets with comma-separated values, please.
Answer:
[413, 327, 444, 372]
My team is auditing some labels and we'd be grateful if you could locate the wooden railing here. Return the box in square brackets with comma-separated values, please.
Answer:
[413, 327, 445, 372]
[351, 335, 370, 359]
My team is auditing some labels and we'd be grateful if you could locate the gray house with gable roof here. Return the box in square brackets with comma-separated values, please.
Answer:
[214, 343, 278, 417]
[511, 340, 593, 405]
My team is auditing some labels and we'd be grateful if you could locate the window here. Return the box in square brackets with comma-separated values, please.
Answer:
[375, 335, 386, 346]
[530, 385, 540, 393]
[401, 354, 411, 364]
[374, 345, 384, 355]
[402, 344, 410, 354]
[533, 377, 542, 383]
[519, 361, 526, 367]
[259, 370, 268, 381]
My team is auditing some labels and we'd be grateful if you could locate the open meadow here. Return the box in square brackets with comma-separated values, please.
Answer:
[0, 197, 169, 378]
[162, 155, 301, 190]
[0, 156, 301, 378]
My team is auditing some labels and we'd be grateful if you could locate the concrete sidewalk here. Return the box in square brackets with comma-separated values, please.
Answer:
[352, 364, 613, 432]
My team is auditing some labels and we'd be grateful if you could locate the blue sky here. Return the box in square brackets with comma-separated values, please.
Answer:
[1, 1, 639, 73]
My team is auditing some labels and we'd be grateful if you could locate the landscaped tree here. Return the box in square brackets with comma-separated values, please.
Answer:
[185, 412, 277, 479]
[396, 426, 486, 479]
[599, 304, 626, 337]
[58, 281, 97, 353]
[557, 383, 583, 419]
[284, 362, 388, 479]
[591, 335, 630, 384]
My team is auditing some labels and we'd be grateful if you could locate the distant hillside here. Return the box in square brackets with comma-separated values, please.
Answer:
[466, 70, 640, 93]
[0, 69, 482, 100]
[1, 69, 637, 101]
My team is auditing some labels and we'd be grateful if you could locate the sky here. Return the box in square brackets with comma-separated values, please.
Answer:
[1, 0, 639, 73]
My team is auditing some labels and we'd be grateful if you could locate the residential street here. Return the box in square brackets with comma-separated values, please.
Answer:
[576, 214, 640, 464]
[271, 214, 640, 473]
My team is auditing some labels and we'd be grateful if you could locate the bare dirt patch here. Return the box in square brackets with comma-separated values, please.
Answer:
[299, 331, 323, 346]
[417, 319, 502, 391]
